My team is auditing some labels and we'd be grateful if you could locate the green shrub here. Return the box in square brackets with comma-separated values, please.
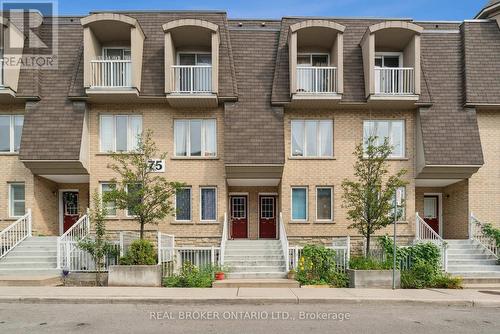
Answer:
[163, 262, 214, 288]
[482, 224, 500, 245]
[348, 256, 392, 270]
[378, 236, 441, 269]
[295, 245, 346, 287]
[119, 239, 157, 265]
[401, 260, 462, 289]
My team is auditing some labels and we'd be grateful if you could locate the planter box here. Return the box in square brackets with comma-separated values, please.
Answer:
[108, 265, 162, 287]
[347, 269, 400, 289]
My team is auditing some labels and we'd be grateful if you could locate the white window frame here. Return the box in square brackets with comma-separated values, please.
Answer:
[125, 183, 142, 218]
[363, 120, 406, 159]
[291, 187, 308, 222]
[102, 47, 131, 60]
[375, 52, 403, 68]
[200, 187, 217, 222]
[175, 187, 192, 222]
[176, 52, 212, 65]
[99, 115, 142, 153]
[100, 182, 117, 217]
[174, 119, 217, 158]
[0, 115, 24, 153]
[316, 187, 333, 222]
[291, 119, 333, 158]
[297, 53, 330, 67]
[9, 183, 25, 218]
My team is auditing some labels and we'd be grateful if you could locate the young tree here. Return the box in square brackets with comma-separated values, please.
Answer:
[78, 191, 117, 286]
[105, 129, 182, 239]
[341, 136, 408, 255]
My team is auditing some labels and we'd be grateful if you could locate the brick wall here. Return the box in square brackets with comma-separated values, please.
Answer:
[470, 109, 500, 228]
[88, 104, 226, 244]
[281, 109, 416, 240]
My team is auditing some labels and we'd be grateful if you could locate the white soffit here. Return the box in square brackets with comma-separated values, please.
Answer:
[40, 175, 90, 184]
[227, 179, 280, 187]
[415, 179, 462, 187]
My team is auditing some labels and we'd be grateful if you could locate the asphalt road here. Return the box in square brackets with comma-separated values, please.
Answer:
[0, 302, 498, 334]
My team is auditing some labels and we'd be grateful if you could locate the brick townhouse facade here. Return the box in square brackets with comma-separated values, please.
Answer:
[0, 1, 499, 256]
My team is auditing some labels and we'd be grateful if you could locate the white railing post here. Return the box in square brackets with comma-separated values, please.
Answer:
[415, 212, 420, 240]
[157, 231, 162, 265]
[220, 212, 228, 265]
[211, 246, 215, 266]
[468, 213, 474, 240]
[27, 209, 32, 236]
[346, 235, 351, 267]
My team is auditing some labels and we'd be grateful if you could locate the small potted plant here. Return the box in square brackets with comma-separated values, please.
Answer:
[213, 265, 229, 280]
[215, 271, 225, 280]
[287, 269, 296, 280]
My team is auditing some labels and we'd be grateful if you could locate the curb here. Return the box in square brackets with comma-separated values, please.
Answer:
[0, 296, 497, 307]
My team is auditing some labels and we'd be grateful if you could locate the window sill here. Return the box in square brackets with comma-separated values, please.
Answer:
[198, 221, 220, 225]
[0, 152, 19, 156]
[289, 221, 310, 224]
[314, 220, 335, 224]
[170, 157, 219, 161]
[288, 157, 336, 160]
[171, 221, 195, 225]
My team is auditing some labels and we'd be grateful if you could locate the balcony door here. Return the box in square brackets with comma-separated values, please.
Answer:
[100, 48, 131, 87]
[375, 53, 403, 94]
[297, 54, 329, 93]
[177, 53, 212, 92]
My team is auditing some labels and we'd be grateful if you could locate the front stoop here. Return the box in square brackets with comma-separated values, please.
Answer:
[0, 275, 61, 286]
[212, 279, 299, 288]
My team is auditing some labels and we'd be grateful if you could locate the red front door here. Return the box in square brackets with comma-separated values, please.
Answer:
[424, 195, 439, 235]
[231, 196, 247, 239]
[63, 191, 79, 233]
[259, 196, 277, 239]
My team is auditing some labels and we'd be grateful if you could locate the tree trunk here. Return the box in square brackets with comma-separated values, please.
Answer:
[365, 235, 371, 257]
[140, 222, 144, 240]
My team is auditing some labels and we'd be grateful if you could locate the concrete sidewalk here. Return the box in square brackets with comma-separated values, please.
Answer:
[0, 287, 499, 307]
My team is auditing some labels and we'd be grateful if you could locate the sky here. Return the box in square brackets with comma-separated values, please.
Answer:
[54, 0, 486, 21]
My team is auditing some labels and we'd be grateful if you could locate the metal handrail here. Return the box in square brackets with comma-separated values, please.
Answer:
[57, 211, 90, 269]
[470, 213, 498, 259]
[415, 212, 448, 271]
[220, 212, 228, 265]
[0, 209, 32, 259]
[279, 212, 289, 272]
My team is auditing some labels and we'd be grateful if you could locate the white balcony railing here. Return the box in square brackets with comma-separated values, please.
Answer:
[296, 66, 338, 94]
[171, 65, 212, 93]
[375, 67, 415, 95]
[90, 60, 132, 88]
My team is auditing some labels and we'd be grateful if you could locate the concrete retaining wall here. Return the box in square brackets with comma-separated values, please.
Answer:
[108, 265, 162, 287]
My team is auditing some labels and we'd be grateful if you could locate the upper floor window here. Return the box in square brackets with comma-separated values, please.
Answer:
[100, 115, 142, 153]
[174, 119, 216, 157]
[178, 53, 212, 66]
[297, 54, 329, 67]
[291, 120, 333, 157]
[363, 120, 405, 158]
[0, 115, 24, 153]
[102, 47, 131, 60]
[9, 183, 25, 218]
[375, 53, 402, 68]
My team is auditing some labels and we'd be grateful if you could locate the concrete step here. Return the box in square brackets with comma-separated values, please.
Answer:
[0, 262, 57, 269]
[0, 256, 57, 264]
[224, 260, 286, 266]
[447, 265, 500, 272]
[447, 249, 490, 255]
[0, 275, 61, 286]
[447, 254, 495, 260]
[7, 250, 58, 257]
[460, 276, 500, 284]
[13, 245, 57, 251]
[228, 265, 286, 273]
[448, 271, 500, 277]
[226, 272, 287, 279]
[463, 283, 500, 290]
[224, 250, 284, 256]
[0, 268, 61, 276]
[213, 279, 299, 288]
[224, 255, 285, 261]
[448, 259, 498, 266]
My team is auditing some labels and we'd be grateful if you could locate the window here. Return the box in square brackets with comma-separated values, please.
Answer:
[0, 115, 24, 153]
[200, 187, 217, 221]
[375, 53, 402, 68]
[102, 47, 131, 60]
[9, 183, 25, 217]
[126, 183, 142, 217]
[363, 120, 405, 158]
[100, 183, 116, 216]
[100, 115, 142, 153]
[291, 120, 333, 157]
[316, 187, 333, 221]
[297, 54, 329, 67]
[390, 187, 406, 222]
[291, 187, 308, 221]
[174, 119, 216, 157]
[176, 188, 191, 221]
[178, 53, 212, 66]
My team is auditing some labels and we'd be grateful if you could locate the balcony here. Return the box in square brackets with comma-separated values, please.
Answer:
[171, 65, 212, 93]
[296, 66, 338, 94]
[90, 59, 132, 88]
[374, 67, 414, 95]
